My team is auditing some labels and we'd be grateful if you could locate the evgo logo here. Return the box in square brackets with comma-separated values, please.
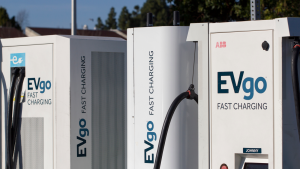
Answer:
[28, 78, 51, 93]
[218, 71, 267, 100]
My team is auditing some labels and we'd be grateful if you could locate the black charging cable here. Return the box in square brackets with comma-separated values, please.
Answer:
[6, 68, 19, 169]
[292, 40, 300, 141]
[154, 42, 198, 169]
[11, 68, 25, 155]
[153, 84, 198, 169]
[6, 68, 25, 169]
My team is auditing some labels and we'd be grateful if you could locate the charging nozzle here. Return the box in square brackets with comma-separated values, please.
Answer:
[187, 84, 197, 102]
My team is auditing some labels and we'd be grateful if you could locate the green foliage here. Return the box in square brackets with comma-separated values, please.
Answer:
[10, 16, 21, 30]
[168, 0, 251, 25]
[117, 5, 141, 30]
[118, 6, 131, 30]
[0, 7, 9, 26]
[168, 0, 300, 25]
[105, 7, 117, 29]
[116, 0, 172, 30]
[95, 17, 107, 30]
[98, 0, 300, 30]
[262, 0, 300, 19]
[140, 0, 170, 27]
[0, 7, 21, 31]
[130, 5, 142, 27]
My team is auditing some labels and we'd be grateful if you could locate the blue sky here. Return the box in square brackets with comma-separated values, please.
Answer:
[1, 0, 145, 29]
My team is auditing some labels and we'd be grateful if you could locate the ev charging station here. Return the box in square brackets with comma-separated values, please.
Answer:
[0, 35, 127, 169]
[186, 18, 300, 169]
[127, 26, 200, 169]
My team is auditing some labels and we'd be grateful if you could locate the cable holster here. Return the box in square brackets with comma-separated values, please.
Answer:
[187, 84, 196, 101]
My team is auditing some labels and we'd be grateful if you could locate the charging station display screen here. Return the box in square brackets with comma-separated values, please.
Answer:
[243, 163, 268, 169]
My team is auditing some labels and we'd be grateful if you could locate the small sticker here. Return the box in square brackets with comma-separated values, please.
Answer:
[10, 53, 25, 67]
[243, 148, 261, 153]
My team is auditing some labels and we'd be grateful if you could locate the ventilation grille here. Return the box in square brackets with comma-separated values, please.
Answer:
[15, 117, 44, 169]
[91, 52, 126, 169]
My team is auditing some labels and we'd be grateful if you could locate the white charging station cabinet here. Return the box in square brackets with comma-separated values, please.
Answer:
[187, 18, 300, 169]
[0, 35, 127, 169]
[127, 26, 200, 169]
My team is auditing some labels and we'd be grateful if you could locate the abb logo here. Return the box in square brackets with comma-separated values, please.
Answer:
[216, 41, 226, 48]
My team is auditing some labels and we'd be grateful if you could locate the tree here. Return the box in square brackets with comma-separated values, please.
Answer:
[167, 0, 300, 25]
[0, 7, 22, 31]
[105, 7, 117, 29]
[166, 0, 249, 25]
[95, 17, 106, 30]
[0, 7, 10, 26]
[140, 0, 170, 27]
[100, 5, 142, 29]
[16, 10, 29, 30]
[97, 0, 300, 29]
[262, 0, 300, 19]
[118, 6, 131, 30]
[10, 16, 21, 30]
[129, 5, 142, 27]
